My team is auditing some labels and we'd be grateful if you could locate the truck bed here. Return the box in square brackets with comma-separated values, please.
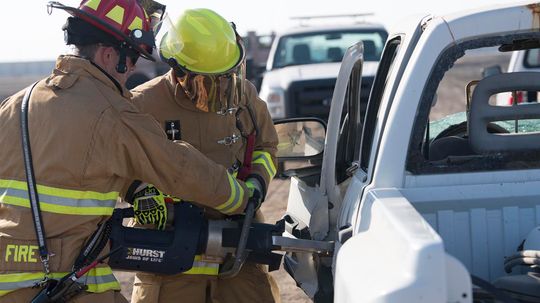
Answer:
[403, 174, 540, 282]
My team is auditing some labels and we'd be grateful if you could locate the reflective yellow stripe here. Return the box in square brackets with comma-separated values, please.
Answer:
[0, 180, 118, 201]
[0, 266, 119, 297]
[0, 272, 66, 296]
[106, 5, 125, 25]
[215, 173, 244, 214]
[80, 267, 121, 293]
[128, 16, 143, 31]
[252, 151, 277, 178]
[83, 0, 101, 10]
[182, 255, 219, 275]
[0, 179, 118, 216]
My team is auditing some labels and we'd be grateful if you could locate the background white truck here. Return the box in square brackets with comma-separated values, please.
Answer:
[495, 48, 540, 105]
[259, 16, 387, 120]
[274, 2, 540, 302]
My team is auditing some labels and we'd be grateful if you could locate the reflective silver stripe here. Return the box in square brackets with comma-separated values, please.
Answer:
[183, 260, 220, 275]
[0, 279, 38, 290]
[192, 261, 219, 269]
[219, 177, 242, 214]
[0, 273, 118, 293]
[0, 187, 116, 208]
[78, 273, 118, 285]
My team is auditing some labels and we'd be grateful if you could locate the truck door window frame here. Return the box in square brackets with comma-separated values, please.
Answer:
[335, 37, 402, 183]
[360, 37, 402, 172]
[335, 59, 363, 184]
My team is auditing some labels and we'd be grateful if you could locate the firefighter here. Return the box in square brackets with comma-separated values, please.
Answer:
[0, 2, 252, 302]
[128, 9, 281, 303]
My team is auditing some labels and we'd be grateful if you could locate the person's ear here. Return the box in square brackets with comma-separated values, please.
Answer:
[102, 46, 118, 66]
[94, 46, 117, 69]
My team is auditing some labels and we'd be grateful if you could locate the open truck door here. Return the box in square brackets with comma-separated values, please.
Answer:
[274, 41, 367, 301]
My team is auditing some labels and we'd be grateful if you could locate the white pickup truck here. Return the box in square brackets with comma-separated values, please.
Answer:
[274, 2, 540, 302]
[259, 21, 387, 120]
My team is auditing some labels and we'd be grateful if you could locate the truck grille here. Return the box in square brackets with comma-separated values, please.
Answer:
[286, 76, 374, 120]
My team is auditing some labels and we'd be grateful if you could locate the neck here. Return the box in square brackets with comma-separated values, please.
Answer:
[88, 60, 123, 93]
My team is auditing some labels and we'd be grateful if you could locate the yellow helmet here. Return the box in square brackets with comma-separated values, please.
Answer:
[159, 8, 243, 74]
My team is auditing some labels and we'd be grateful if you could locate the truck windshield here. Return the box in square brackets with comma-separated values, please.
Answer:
[272, 29, 387, 69]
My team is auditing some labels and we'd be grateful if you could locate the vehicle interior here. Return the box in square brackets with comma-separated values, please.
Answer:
[412, 44, 540, 171]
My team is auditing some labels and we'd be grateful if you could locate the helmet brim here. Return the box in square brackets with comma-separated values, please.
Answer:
[48, 1, 155, 61]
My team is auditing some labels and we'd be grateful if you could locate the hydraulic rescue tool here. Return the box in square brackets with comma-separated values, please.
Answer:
[108, 200, 334, 277]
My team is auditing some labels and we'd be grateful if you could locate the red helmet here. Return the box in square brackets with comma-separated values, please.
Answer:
[48, 0, 157, 61]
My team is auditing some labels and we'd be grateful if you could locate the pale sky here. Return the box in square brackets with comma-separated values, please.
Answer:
[0, 0, 517, 63]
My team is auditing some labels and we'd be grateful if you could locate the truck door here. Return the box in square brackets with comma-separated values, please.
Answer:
[282, 41, 367, 301]
[333, 18, 439, 302]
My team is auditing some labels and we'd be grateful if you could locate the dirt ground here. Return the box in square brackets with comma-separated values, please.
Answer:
[113, 178, 312, 302]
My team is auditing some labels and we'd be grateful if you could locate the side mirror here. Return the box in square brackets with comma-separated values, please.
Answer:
[273, 118, 326, 160]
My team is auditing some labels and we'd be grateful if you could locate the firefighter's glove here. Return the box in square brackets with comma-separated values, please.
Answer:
[132, 184, 168, 230]
[245, 178, 263, 211]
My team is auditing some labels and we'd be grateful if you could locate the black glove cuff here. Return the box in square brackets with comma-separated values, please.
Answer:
[125, 180, 142, 204]
[247, 174, 267, 200]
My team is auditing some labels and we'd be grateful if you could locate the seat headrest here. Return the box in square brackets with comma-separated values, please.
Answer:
[327, 47, 343, 62]
[293, 44, 311, 64]
[363, 40, 377, 61]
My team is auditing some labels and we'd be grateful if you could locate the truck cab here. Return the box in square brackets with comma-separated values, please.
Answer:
[260, 18, 387, 120]
[275, 2, 540, 302]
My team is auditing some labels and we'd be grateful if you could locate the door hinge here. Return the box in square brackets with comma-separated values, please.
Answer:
[345, 161, 360, 177]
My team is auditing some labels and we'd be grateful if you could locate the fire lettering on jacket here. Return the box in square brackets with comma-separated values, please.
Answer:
[5, 244, 39, 262]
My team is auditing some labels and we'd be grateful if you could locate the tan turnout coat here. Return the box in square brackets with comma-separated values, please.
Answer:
[0, 56, 247, 297]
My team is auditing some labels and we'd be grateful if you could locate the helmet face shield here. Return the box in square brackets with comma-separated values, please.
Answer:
[137, 0, 166, 30]
[155, 14, 184, 66]
[179, 61, 246, 113]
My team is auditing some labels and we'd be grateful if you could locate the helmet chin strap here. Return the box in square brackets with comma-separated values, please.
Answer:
[166, 57, 186, 78]
[116, 44, 128, 74]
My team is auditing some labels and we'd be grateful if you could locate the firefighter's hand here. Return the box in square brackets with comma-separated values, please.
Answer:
[132, 184, 169, 230]
[245, 178, 263, 211]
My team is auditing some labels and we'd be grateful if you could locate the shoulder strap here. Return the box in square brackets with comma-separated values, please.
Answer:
[20, 81, 51, 276]
[236, 101, 259, 181]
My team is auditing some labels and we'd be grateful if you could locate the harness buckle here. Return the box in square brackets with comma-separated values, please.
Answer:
[217, 134, 241, 146]
[217, 107, 238, 116]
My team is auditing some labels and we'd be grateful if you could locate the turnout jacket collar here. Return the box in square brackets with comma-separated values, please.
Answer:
[52, 55, 131, 99]
[162, 70, 250, 113]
